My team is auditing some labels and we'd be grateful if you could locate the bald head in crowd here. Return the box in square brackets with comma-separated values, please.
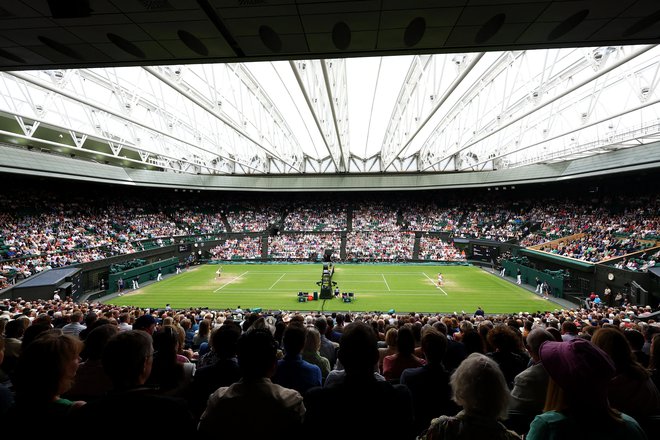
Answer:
[526, 328, 555, 362]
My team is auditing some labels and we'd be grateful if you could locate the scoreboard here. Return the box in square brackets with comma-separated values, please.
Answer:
[471, 244, 499, 261]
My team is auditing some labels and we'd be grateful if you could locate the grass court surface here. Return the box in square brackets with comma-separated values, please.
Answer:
[112, 263, 555, 314]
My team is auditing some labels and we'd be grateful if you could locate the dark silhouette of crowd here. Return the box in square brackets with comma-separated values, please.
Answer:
[1, 296, 659, 438]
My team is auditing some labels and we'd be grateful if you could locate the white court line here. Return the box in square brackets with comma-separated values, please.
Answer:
[214, 271, 249, 292]
[381, 273, 391, 291]
[268, 273, 286, 290]
[210, 289, 448, 295]
[422, 272, 447, 295]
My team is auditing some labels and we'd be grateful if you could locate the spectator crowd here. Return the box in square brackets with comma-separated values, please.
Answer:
[1, 296, 659, 438]
[2, 191, 658, 289]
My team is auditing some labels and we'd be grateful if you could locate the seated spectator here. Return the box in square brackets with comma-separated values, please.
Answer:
[509, 329, 555, 415]
[378, 327, 398, 373]
[433, 321, 467, 373]
[462, 329, 486, 355]
[192, 319, 211, 351]
[301, 326, 331, 381]
[591, 327, 660, 418]
[132, 313, 157, 335]
[486, 325, 529, 389]
[199, 328, 305, 439]
[420, 353, 521, 439]
[401, 327, 458, 436]
[650, 333, 660, 392]
[19, 322, 52, 348]
[560, 321, 578, 341]
[383, 325, 426, 382]
[75, 330, 195, 432]
[0, 336, 14, 419]
[526, 338, 646, 439]
[189, 321, 242, 419]
[64, 324, 117, 401]
[61, 310, 86, 337]
[1, 319, 24, 378]
[272, 323, 322, 394]
[314, 316, 338, 369]
[146, 325, 195, 397]
[624, 328, 650, 368]
[9, 330, 84, 424]
[304, 321, 415, 439]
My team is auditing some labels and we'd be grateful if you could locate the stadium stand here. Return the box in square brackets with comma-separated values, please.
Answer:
[2, 2, 660, 434]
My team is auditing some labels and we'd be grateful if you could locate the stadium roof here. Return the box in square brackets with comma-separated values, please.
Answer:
[1, 1, 660, 176]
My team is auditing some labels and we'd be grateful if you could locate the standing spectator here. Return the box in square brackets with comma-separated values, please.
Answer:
[420, 353, 521, 440]
[304, 321, 415, 439]
[199, 328, 305, 439]
[615, 291, 624, 306]
[525, 338, 646, 440]
[604, 286, 612, 306]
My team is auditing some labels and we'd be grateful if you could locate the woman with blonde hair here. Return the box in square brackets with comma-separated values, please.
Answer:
[420, 353, 521, 439]
[302, 326, 331, 380]
[378, 327, 398, 374]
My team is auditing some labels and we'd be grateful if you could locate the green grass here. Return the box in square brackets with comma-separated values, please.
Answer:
[110, 263, 555, 314]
